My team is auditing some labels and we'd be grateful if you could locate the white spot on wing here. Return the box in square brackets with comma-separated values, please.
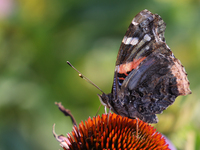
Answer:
[130, 37, 139, 45]
[145, 45, 149, 50]
[132, 19, 138, 26]
[126, 37, 133, 44]
[144, 34, 151, 41]
[122, 36, 127, 44]
[122, 36, 139, 46]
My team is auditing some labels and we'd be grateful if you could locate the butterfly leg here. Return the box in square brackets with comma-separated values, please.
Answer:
[104, 106, 107, 114]
[107, 108, 111, 127]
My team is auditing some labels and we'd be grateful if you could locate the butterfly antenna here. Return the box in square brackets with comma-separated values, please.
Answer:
[67, 61, 104, 94]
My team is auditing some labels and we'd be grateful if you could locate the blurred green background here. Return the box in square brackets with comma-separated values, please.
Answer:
[0, 0, 200, 149]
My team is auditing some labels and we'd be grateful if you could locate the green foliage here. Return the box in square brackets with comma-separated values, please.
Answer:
[0, 0, 199, 149]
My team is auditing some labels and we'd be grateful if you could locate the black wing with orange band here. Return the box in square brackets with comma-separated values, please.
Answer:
[109, 10, 191, 123]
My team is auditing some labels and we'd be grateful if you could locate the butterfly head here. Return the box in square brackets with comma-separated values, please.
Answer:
[97, 93, 110, 108]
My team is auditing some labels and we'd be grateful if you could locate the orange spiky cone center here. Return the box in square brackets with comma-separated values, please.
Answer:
[55, 113, 170, 150]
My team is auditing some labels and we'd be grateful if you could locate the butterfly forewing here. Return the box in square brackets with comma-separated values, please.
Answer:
[99, 9, 191, 124]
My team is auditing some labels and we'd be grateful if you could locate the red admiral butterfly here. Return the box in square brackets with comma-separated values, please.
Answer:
[68, 9, 191, 124]
[97, 9, 191, 123]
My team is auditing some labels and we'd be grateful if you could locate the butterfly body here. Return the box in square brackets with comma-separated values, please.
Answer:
[98, 9, 191, 123]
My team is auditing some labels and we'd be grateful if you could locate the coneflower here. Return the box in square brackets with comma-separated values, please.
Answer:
[53, 102, 171, 150]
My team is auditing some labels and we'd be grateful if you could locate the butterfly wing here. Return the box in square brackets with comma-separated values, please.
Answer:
[111, 9, 191, 123]
[112, 10, 156, 99]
